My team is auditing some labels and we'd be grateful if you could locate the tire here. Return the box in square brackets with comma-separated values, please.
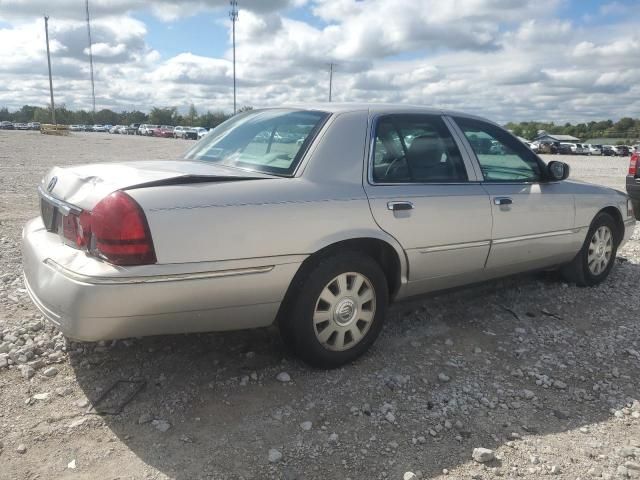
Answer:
[561, 212, 619, 286]
[279, 251, 388, 368]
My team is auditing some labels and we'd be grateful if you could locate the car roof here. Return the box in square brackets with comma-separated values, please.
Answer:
[280, 102, 493, 122]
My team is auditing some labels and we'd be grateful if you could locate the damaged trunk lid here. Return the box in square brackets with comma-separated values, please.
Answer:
[41, 160, 269, 211]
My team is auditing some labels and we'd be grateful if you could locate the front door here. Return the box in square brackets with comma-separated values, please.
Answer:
[363, 113, 492, 295]
[451, 116, 577, 275]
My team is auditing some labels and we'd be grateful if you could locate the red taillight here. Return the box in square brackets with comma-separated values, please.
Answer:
[630, 153, 638, 176]
[90, 191, 156, 265]
[62, 191, 156, 266]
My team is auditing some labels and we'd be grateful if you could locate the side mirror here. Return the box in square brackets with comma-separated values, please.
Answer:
[547, 161, 570, 181]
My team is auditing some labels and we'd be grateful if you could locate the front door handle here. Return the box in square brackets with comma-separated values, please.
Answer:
[494, 197, 513, 206]
[387, 201, 414, 211]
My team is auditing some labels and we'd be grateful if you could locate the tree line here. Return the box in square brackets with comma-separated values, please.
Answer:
[2, 104, 639, 142]
[505, 117, 640, 143]
[0, 104, 253, 129]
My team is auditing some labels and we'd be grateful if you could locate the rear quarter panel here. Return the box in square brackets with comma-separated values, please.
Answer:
[132, 178, 381, 264]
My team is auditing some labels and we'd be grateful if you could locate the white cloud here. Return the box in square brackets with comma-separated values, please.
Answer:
[0, 0, 304, 21]
[508, 19, 572, 45]
[574, 37, 640, 59]
[0, 0, 639, 123]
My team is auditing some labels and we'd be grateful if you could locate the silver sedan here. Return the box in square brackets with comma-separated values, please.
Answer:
[22, 104, 636, 367]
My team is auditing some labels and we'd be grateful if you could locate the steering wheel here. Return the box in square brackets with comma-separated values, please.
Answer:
[384, 155, 407, 179]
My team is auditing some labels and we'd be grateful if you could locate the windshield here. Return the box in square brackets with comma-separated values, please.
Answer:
[184, 109, 329, 176]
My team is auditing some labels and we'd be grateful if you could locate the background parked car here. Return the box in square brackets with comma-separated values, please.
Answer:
[585, 144, 602, 155]
[15, 123, 29, 130]
[188, 127, 209, 139]
[92, 124, 108, 132]
[567, 143, 585, 155]
[628, 152, 640, 220]
[602, 145, 615, 156]
[535, 141, 559, 154]
[27, 122, 41, 130]
[0, 121, 14, 130]
[139, 124, 159, 136]
[558, 143, 573, 155]
[124, 123, 140, 135]
[627, 151, 640, 216]
[173, 126, 188, 139]
[154, 125, 175, 138]
[109, 125, 124, 134]
[185, 127, 209, 140]
[184, 127, 208, 140]
[612, 145, 630, 156]
[180, 127, 196, 140]
[69, 125, 83, 132]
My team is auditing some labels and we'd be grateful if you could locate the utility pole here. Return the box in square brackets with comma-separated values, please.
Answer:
[85, 0, 96, 117]
[229, 1, 238, 114]
[328, 62, 335, 102]
[44, 16, 56, 124]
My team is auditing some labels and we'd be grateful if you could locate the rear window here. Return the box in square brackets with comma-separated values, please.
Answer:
[184, 109, 329, 176]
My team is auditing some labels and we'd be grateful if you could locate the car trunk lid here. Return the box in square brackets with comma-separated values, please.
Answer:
[41, 160, 270, 211]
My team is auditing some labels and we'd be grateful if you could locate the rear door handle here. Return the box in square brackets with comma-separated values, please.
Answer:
[387, 201, 414, 211]
[494, 197, 513, 206]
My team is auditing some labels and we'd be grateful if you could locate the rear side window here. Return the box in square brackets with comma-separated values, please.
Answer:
[372, 114, 467, 183]
[454, 117, 543, 183]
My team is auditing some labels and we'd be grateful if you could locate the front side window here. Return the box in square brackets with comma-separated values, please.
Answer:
[455, 117, 543, 182]
[372, 115, 467, 183]
[184, 109, 329, 176]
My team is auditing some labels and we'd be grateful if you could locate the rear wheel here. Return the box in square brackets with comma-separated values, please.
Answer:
[561, 212, 618, 286]
[279, 252, 388, 368]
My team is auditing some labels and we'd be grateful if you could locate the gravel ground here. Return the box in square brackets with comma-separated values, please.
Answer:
[0, 130, 639, 480]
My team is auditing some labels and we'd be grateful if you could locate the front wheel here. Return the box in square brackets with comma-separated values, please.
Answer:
[280, 252, 388, 368]
[561, 212, 618, 286]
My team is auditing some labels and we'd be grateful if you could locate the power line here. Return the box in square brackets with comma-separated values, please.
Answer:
[44, 15, 56, 124]
[85, 0, 96, 117]
[229, 1, 238, 114]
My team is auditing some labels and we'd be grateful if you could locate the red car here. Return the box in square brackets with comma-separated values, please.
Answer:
[627, 152, 640, 220]
[153, 125, 175, 138]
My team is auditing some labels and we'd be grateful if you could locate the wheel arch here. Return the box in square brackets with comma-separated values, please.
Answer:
[598, 205, 625, 246]
[276, 234, 408, 328]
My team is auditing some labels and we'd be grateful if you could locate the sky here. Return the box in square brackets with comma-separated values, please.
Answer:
[0, 0, 638, 123]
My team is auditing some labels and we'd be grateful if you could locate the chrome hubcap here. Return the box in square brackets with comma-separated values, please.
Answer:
[334, 298, 358, 326]
[587, 226, 613, 276]
[313, 272, 376, 351]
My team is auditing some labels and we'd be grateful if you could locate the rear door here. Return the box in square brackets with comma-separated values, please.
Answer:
[363, 113, 492, 295]
[450, 116, 577, 274]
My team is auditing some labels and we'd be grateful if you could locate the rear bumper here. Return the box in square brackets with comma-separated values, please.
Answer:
[22, 217, 302, 341]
